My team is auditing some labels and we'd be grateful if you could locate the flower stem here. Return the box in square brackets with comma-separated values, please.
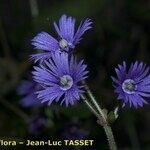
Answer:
[86, 88, 107, 122]
[103, 125, 117, 150]
[81, 94, 101, 120]
[82, 82, 117, 150]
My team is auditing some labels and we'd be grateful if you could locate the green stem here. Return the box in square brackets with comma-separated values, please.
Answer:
[81, 94, 101, 120]
[103, 125, 117, 150]
[29, 0, 39, 18]
[83, 83, 117, 150]
[86, 88, 107, 122]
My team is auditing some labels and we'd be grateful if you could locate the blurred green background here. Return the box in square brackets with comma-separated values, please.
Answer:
[0, 0, 150, 149]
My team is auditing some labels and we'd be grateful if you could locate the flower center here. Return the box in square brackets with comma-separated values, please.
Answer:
[59, 75, 73, 91]
[122, 79, 137, 94]
[59, 39, 68, 49]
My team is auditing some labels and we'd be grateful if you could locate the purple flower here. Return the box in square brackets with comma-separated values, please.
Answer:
[31, 14, 92, 62]
[28, 115, 46, 136]
[17, 80, 41, 107]
[61, 123, 88, 140]
[32, 53, 88, 106]
[112, 61, 150, 108]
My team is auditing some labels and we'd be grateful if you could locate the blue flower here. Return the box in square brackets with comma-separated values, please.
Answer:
[28, 114, 46, 136]
[61, 123, 88, 140]
[31, 14, 92, 62]
[17, 80, 41, 107]
[112, 61, 150, 108]
[32, 53, 88, 106]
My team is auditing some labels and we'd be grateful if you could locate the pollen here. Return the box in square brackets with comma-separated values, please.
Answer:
[59, 39, 68, 49]
[122, 79, 137, 94]
[59, 75, 73, 91]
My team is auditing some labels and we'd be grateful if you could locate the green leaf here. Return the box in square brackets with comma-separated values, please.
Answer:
[107, 107, 119, 123]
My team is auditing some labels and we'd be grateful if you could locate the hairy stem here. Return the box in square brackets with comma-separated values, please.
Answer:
[81, 94, 101, 120]
[82, 82, 117, 150]
[86, 88, 107, 122]
[29, 0, 39, 18]
[103, 125, 117, 150]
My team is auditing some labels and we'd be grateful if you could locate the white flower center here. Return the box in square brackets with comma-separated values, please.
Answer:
[122, 79, 137, 94]
[59, 39, 68, 49]
[59, 75, 73, 91]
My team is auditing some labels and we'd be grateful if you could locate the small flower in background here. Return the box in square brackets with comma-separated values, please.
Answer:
[32, 53, 88, 106]
[17, 80, 42, 107]
[61, 123, 88, 140]
[31, 14, 92, 62]
[112, 61, 150, 108]
[28, 114, 46, 136]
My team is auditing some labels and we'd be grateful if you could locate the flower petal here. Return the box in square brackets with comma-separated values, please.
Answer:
[30, 52, 52, 62]
[73, 18, 92, 45]
[31, 32, 59, 52]
[54, 15, 75, 43]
